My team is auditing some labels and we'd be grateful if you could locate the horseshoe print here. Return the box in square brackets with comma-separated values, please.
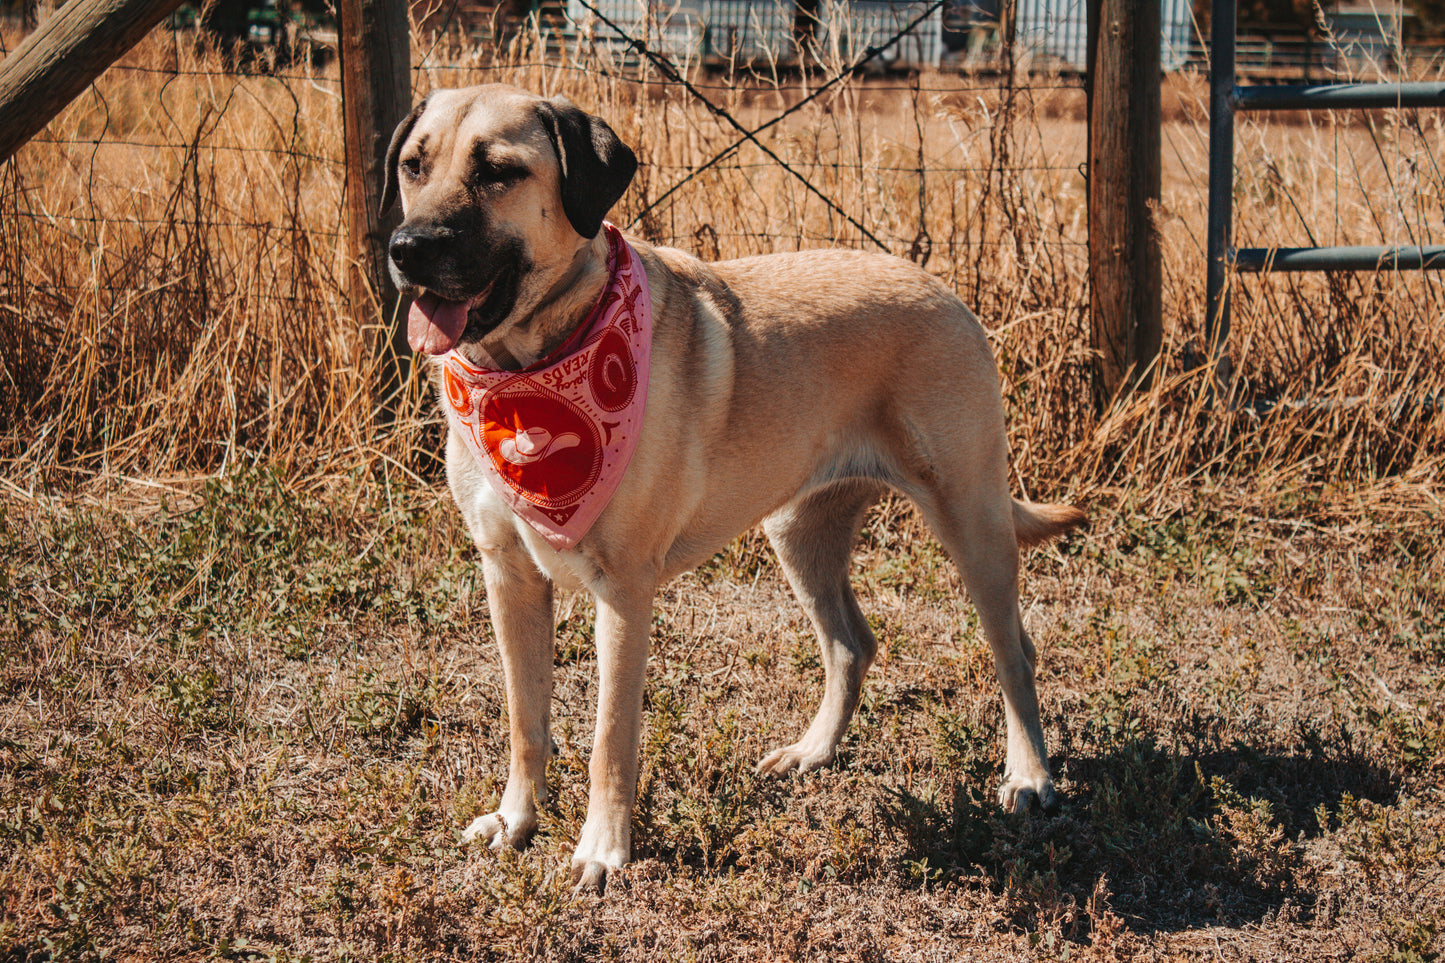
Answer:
[444, 363, 473, 416]
[589, 328, 637, 412]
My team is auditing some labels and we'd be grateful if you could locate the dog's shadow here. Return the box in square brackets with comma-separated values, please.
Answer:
[881, 720, 1400, 937]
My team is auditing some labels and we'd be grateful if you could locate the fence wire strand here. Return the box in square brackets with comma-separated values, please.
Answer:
[0, 11, 1111, 477]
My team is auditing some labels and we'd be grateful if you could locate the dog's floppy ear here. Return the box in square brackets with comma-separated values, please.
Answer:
[535, 96, 638, 239]
[380, 98, 427, 217]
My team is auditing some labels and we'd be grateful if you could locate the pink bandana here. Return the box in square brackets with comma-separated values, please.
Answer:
[440, 224, 652, 549]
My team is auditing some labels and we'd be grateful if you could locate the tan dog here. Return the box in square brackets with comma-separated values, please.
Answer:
[381, 84, 1085, 892]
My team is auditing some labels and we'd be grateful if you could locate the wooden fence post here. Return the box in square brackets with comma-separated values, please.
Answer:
[0, 0, 187, 164]
[338, 0, 411, 415]
[1086, 0, 1162, 407]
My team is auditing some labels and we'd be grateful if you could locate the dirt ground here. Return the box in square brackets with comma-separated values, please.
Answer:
[1, 470, 1441, 961]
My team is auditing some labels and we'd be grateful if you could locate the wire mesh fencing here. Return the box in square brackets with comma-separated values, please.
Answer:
[0, 15, 1097, 484]
[3, 6, 1441, 494]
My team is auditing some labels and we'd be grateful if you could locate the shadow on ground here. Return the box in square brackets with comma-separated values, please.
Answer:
[882, 714, 1401, 939]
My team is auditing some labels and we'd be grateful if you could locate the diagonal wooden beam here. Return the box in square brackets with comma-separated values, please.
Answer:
[0, 0, 187, 164]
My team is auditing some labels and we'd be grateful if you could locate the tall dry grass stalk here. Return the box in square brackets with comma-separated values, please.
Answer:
[1, 21, 1442, 513]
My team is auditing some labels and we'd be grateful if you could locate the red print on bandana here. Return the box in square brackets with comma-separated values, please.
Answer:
[441, 224, 652, 548]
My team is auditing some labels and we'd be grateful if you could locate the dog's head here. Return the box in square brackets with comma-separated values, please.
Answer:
[380, 85, 637, 357]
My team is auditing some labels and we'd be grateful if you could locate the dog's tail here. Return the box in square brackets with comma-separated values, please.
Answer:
[1012, 499, 1088, 549]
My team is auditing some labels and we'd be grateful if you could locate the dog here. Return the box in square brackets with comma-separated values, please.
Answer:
[380, 84, 1085, 893]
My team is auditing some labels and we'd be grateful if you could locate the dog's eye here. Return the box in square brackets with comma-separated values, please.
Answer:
[469, 154, 528, 190]
[399, 155, 422, 179]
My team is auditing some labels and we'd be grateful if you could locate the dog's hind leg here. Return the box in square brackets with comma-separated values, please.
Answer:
[913, 484, 1056, 813]
[757, 481, 882, 775]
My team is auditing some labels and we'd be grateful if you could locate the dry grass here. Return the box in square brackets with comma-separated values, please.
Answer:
[3, 25, 1442, 502]
[1, 16, 1444, 963]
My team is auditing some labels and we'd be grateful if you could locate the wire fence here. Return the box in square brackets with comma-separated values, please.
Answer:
[2, 18, 1096, 251]
[2, 5, 1444, 486]
[1, 56, 1094, 283]
[0, 9, 1101, 479]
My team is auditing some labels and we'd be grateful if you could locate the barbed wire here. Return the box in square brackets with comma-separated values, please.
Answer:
[86, 61, 344, 84]
[7, 209, 345, 236]
[648, 161, 1079, 174]
[646, 229, 1089, 248]
[18, 136, 1081, 177]
[25, 135, 343, 166]
[569, 0, 907, 250]
[13, 283, 346, 306]
[415, 58, 1087, 93]
[4, 15, 1095, 292]
[94, 51, 1088, 93]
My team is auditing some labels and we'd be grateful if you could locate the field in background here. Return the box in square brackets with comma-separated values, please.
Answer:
[1, 22, 1444, 962]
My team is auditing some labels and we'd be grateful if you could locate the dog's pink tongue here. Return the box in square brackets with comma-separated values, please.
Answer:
[407, 293, 469, 355]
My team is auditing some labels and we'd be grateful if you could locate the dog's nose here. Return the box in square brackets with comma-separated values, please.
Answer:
[388, 227, 447, 274]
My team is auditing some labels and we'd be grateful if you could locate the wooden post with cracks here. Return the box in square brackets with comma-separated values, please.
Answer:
[1086, 0, 1163, 407]
[339, 0, 411, 419]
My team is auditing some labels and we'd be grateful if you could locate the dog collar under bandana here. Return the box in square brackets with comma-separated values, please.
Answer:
[440, 224, 653, 550]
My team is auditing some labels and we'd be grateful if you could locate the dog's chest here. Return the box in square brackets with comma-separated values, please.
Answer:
[447, 429, 593, 591]
[514, 523, 592, 591]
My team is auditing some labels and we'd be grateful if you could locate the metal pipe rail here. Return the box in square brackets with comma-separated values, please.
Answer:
[1233, 245, 1445, 273]
[1234, 82, 1445, 112]
[1204, 0, 1444, 356]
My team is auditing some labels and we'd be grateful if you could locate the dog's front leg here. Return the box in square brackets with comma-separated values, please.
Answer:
[570, 586, 653, 893]
[461, 547, 554, 850]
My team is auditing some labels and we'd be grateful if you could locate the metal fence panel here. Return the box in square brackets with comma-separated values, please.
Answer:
[1014, 0, 1086, 70]
[1204, 0, 1445, 354]
[699, 0, 796, 62]
[567, 0, 706, 60]
[820, 0, 942, 68]
[1014, 0, 1192, 72]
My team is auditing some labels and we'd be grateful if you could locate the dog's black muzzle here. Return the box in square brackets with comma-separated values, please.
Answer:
[387, 224, 463, 287]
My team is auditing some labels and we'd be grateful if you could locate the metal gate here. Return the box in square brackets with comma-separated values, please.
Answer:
[1204, 0, 1445, 357]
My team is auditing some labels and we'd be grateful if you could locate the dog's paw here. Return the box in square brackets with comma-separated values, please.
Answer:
[570, 859, 616, 895]
[569, 814, 629, 894]
[460, 809, 536, 849]
[756, 740, 835, 776]
[998, 773, 1057, 813]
